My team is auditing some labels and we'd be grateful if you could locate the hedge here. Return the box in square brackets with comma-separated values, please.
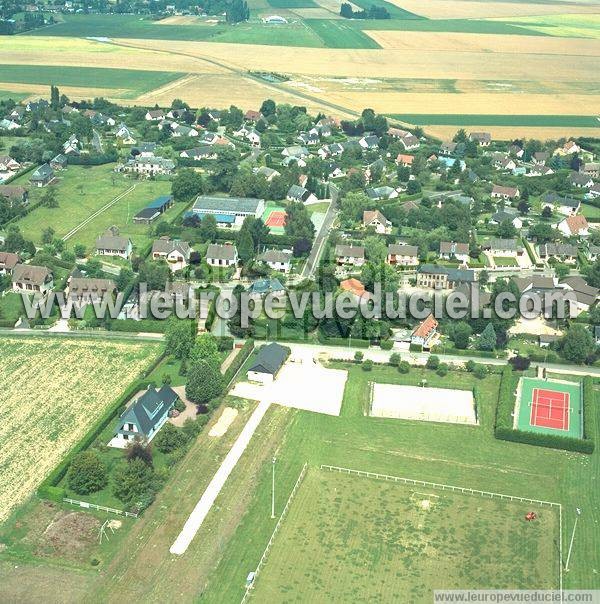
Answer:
[317, 333, 370, 348]
[38, 350, 167, 502]
[224, 339, 254, 385]
[493, 365, 595, 454]
[67, 153, 117, 166]
[108, 318, 168, 333]
[431, 345, 507, 359]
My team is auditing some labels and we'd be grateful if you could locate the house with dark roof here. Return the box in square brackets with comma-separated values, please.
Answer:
[540, 193, 580, 216]
[0, 251, 20, 275]
[247, 277, 285, 299]
[561, 276, 599, 317]
[109, 385, 179, 448]
[30, 163, 55, 187]
[387, 244, 418, 266]
[257, 249, 292, 273]
[247, 342, 290, 384]
[569, 172, 594, 189]
[67, 277, 116, 302]
[95, 227, 133, 259]
[468, 132, 491, 146]
[416, 265, 475, 290]
[0, 185, 28, 205]
[335, 244, 365, 267]
[439, 241, 469, 263]
[538, 243, 578, 264]
[287, 185, 317, 205]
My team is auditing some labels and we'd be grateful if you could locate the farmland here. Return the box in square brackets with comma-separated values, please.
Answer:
[0, 336, 159, 524]
[10, 164, 172, 250]
[389, 114, 600, 128]
[250, 469, 558, 601]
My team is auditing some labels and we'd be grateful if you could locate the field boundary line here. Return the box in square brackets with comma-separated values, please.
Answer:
[63, 497, 138, 518]
[320, 464, 563, 594]
[62, 183, 136, 242]
[241, 462, 308, 604]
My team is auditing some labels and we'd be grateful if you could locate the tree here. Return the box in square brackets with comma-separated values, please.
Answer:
[407, 179, 421, 195]
[67, 451, 108, 495]
[199, 214, 218, 243]
[354, 351, 364, 363]
[389, 352, 400, 367]
[186, 359, 224, 404]
[517, 199, 530, 215]
[398, 360, 410, 374]
[189, 333, 220, 367]
[541, 205, 553, 219]
[171, 169, 204, 202]
[478, 323, 497, 351]
[284, 202, 314, 240]
[165, 317, 195, 360]
[74, 243, 86, 258]
[153, 423, 187, 453]
[529, 223, 555, 243]
[584, 259, 600, 288]
[125, 441, 153, 466]
[509, 355, 531, 371]
[42, 227, 55, 245]
[426, 355, 439, 369]
[113, 458, 157, 505]
[50, 85, 60, 111]
[364, 235, 387, 264]
[561, 324, 595, 364]
[116, 267, 134, 292]
[236, 227, 254, 263]
[260, 99, 276, 117]
[497, 219, 517, 238]
[473, 364, 487, 379]
[451, 322, 472, 350]
[41, 188, 58, 208]
[479, 270, 489, 287]
[138, 260, 169, 291]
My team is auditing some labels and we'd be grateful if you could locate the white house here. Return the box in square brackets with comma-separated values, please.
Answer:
[363, 210, 391, 234]
[558, 215, 590, 238]
[257, 249, 292, 273]
[12, 264, 54, 296]
[206, 243, 238, 267]
[151, 237, 191, 272]
[410, 314, 438, 348]
[95, 227, 133, 259]
[439, 241, 469, 264]
[335, 244, 365, 267]
[387, 244, 419, 266]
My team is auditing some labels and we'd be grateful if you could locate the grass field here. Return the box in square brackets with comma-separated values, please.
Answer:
[0, 64, 184, 97]
[212, 21, 325, 46]
[0, 90, 28, 102]
[267, 0, 318, 7]
[305, 19, 382, 48]
[493, 256, 519, 267]
[0, 336, 159, 524]
[389, 114, 600, 128]
[496, 14, 600, 40]
[251, 468, 558, 601]
[11, 165, 172, 250]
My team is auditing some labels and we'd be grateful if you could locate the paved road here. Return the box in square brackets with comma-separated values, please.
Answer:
[92, 129, 103, 153]
[170, 399, 272, 555]
[300, 184, 339, 281]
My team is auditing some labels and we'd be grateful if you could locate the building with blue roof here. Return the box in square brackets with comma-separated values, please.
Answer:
[192, 195, 265, 229]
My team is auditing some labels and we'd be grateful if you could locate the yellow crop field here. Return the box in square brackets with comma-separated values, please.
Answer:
[424, 124, 600, 140]
[0, 337, 159, 524]
[386, 0, 600, 19]
[486, 13, 600, 39]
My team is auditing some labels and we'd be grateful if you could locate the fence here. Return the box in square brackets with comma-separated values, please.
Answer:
[63, 498, 138, 518]
[240, 462, 308, 604]
[320, 464, 563, 595]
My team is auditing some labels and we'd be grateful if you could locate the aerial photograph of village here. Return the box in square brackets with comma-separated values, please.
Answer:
[0, 0, 599, 602]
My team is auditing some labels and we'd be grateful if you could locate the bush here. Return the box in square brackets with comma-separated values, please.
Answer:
[398, 360, 410, 374]
[473, 364, 488, 379]
[223, 339, 254, 385]
[354, 351, 364, 363]
[380, 340, 394, 350]
[425, 355, 439, 370]
[113, 458, 158, 506]
[67, 451, 108, 495]
[389, 352, 400, 367]
[153, 422, 188, 454]
[509, 355, 531, 371]
[125, 441, 153, 466]
[436, 363, 448, 377]
[186, 359, 224, 404]
[465, 360, 476, 372]
[362, 359, 373, 371]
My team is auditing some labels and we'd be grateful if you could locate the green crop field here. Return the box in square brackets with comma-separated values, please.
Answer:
[389, 114, 600, 128]
[251, 468, 558, 601]
[349, 0, 422, 20]
[305, 19, 382, 49]
[199, 364, 600, 601]
[0, 65, 184, 97]
[213, 21, 325, 46]
[11, 164, 171, 250]
[0, 90, 28, 103]
[25, 14, 224, 41]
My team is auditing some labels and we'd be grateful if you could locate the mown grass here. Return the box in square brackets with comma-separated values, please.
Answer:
[305, 19, 382, 49]
[388, 114, 600, 128]
[251, 468, 558, 601]
[267, 0, 318, 7]
[201, 363, 600, 601]
[212, 21, 325, 46]
[0, 65, 184, 96]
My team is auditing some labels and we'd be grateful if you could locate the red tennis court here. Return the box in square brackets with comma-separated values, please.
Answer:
[265, 210, 287, 227]
[530, 387, 570, 431]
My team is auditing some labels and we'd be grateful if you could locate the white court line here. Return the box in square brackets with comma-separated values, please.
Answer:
[170, 399, 271, 555]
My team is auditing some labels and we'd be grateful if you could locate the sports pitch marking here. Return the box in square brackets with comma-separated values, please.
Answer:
[264, 209, 287, 228]
[530, 387, 569, 431]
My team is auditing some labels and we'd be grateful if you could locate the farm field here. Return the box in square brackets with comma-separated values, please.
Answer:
[0, 336, 159, 524]
[250, 468, 558, 601]
[389, 114, 600, 128]
[10, 164, 172, 250]
[0, 65, 184, 98]
[489, 13, 600, 39]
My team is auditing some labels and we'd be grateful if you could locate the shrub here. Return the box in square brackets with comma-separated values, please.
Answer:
[173, 398, 186, 413]
[389, 352, 400, 367]
[398, 360, 410, 374]
[113, 458, 157, 505]
[354, 351, 364, 363]
[67, 451, 108, 495]
[362, 359, 373, 371]
[436, 363, 448, 377]
[125, 441, 153, 466]
[465, 360, 476, 372]
[153, 423, 188, 454]
[162, 373, 172, 385]
[425, 355, 439, 370]
[380, 340, 394, 350]
[473, 364, 488, 379]
[509, 355, 531, 371]
[186, 359, 224, 404]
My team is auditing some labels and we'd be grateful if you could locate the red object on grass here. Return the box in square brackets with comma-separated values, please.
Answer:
[530, 387, 570, 431]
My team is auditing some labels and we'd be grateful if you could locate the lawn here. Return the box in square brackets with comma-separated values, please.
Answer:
[199, 363, 600, 600]
[388, 114, 600, 128]
[251, 468, 558, 601]
[0, 65, 185, 97]
[581, 202, 600, 221]
[0, 292, 27, 326]
[0, 336, 160, 524]
[493, 256, 519, 267]
[11, 165, 173, 251]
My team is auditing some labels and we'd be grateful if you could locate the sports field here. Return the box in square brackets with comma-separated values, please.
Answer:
[262, 205, 287, 234]
[515, 377, 583, 439]
[250, 467, 559, 601]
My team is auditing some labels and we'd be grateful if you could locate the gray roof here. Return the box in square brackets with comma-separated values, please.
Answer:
[541, 193, 580, 208]
[287, 185, 311, 201]
[513, 276, 556, 292]
[0, 252, 20, 271]
[30, 163, 54, 182]
[193, 195, 263, 215]
[95, 229, 131, 252]
[247, 278, 285, 295]
[152, 238, 191, 258]
[484, 238, 521, 251]
[12, 264, 52, 286]
[440, 241, 469, 255]
[248, 343, 289, 375]
[206, 243, 237, 261]
[118, 386, 178, 438]
[258, 249, 292, 264]
[388, 244, 418, 256]
[69, 277, 116, 295]
[335, 244, 365, 259]
[418, 264, 475, 283]
[539, 243, 577, 257]
[561, 276, 599, 307]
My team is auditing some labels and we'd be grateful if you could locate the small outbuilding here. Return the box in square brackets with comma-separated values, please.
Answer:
[247, 342, 290, 384]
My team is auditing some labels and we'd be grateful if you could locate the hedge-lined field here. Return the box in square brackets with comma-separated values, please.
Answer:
[0, 337, 160, 523]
